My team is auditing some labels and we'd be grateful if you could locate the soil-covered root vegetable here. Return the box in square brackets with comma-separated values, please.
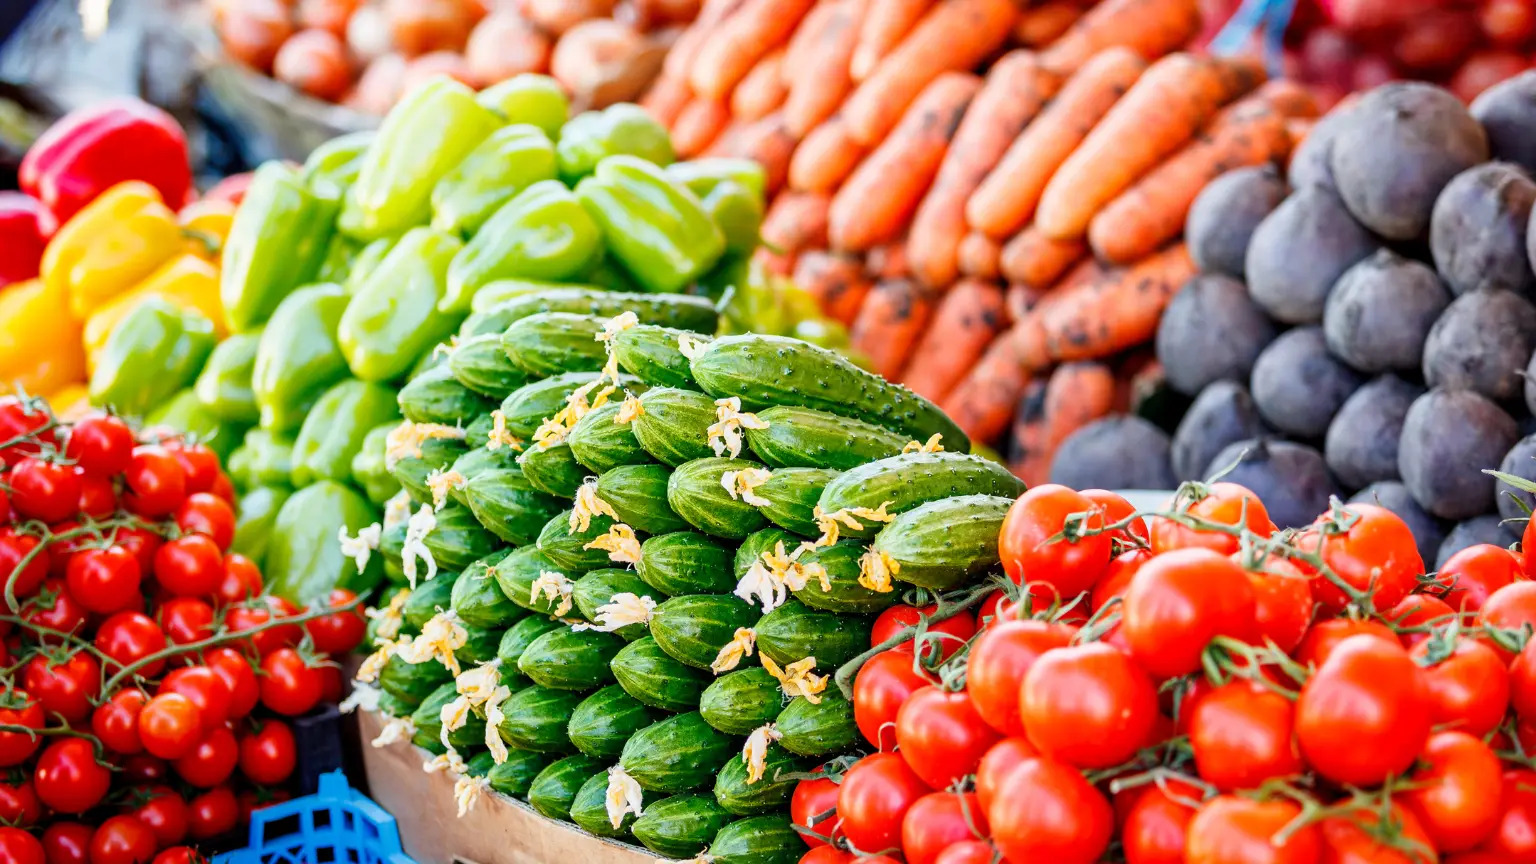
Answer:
[1432, 163, 1536, 297]
[1156, 273, 1278, 396]
[1348, 481, 1445, 566]
[1329, 81, 1490, 241]
[1422, 288, 1536, 402]
[1170, 380, 1268, 483]
[1286, 97, 1357, 191]
[1250, 326, 1363, 439]
[1047, 414, 1176, 491]
[1496, 434, 1536, 521]
[1324, 375, 1423, 492]
[1399, 388, 1520, 521]
[1471, 71, 1536, 177]
[1321, 249, 1451, 374]
[1245, 185, 1378, 325]
[1205, 437, 1337, 530]
[1185, 164, 1287, 280]
[1436, 514, 1519, 568]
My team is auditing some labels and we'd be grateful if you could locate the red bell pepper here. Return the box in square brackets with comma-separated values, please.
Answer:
[203, 171, 256, 207]
[0, 192, 49, 289]
[19, 98, 192, 234]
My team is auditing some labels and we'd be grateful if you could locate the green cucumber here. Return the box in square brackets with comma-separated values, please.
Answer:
[462, 467, 566, 546]
[638, 532, 737, 595]
[422, 503, 500, 573]
[755, 599, 871, 669]
[500, 312, 610, 377]
[475, 288, 718, 334]
[518, 626, 623, 690]
[398, 364, 497, 426]
[632, 388, 717, 466]
[449, 445, 519, 489]
[714, 745, 803, 816]
[498, 372, 605, 439]
[528, 754, 604, 820]
[449, 333, 531, 400]
[390, 436, 467, 506]
[449, 555, 522, 629]
[570, 772, 635, 838]
[735, 528, 798, 579]
[464, 412, 495, 449]
[777, 690, 856, 757]
[667, 457, 770, 539]
[494, 684, 583, 753]
[517, 441, 587, 498]
[412, 682, 485, 751]
[871, 494, 1013, 590]
[567, 400, 651, 474]
[704, 816, 803, 864]
[699, 668, 784, 736]
[402, 574, 456, 631]
[817, 452, 1025, 538]
[611, 637, 711, 712]
[651, 594, 760, 669]
[743, 405, 909, 470]
[466, 747, 549, 797]
[572, 569, 658, 641]
[537, 510, 622, 573]
[756, 467, 839, 537]
[568, 685, 666, 759]
[454, 624, 503, 667]
[490, 547, 571, 616]
[597, 464, 689, 535]
[498, 615, 565, 670]
[631, 794, 734, 859]
[791, 540, 900, 614]
[619, 712, 738, 793]
[375, 690, 411, 718]
[612, 325, 709, 390]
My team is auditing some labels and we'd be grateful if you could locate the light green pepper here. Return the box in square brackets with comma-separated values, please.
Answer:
[351, 422, 402, 506]
[89, 298, 217, 418]
[556, 104, 675, 184]
[338, 227, 464, 383]
[443, 181, 601, 314]
[194, 331, 262, 425]
[431, 125, 559, 238]
[231, 485, 292, 569]
[476, 74, 569, 139]
[252, 283, 351, 431]
[266, 480, 383, 603]
[291, 378, 401, 487]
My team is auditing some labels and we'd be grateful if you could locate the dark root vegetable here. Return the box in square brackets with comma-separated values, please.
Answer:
[1436, 515, 1519, 568]
[1323, 375, 1423, 491]
[1245, 186, 1378, 325]
[1047, 415, 1176, 492]
[1422, 288, 1536, 401]
[1250, 326, 1363, 439]
[1155, 274, 1278, 397]
[1322, 249, 1451, 374]
[1170, 380, 1269, 484]
[1287, 100, 1358, 191]
[1471, 71, 1536, 177]
[1205, 438, 1338, 530]
[1185, 164, 1288, 280]
[1431, 162, 1536, 297]
[1399, 387, 1519, 520]
[1496, 434, 1536, 521]
[1348, 481, 1446, 566]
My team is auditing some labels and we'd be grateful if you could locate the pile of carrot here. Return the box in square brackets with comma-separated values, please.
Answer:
[641, 0, 1320, 481]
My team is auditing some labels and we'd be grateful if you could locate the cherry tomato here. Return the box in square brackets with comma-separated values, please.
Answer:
[1296, 503, 1423, 614]
[187, 786, 239, 840]
[161, 665, 233, 730]
[1122, 548, 1257, 679]
[236, 788, 291, 826]
[21, 649, 101, 723]
[966, 618, 1075, 737]
[1293, 616, 1398, 668]
[998, 485, 1112, 599]
[1081, 488, 1149, 544]
[837, 752, 932, 853]
[896, 686, 1001, 789]
[853, 649, 931, 751]
[1238, 555, 1315, 654]
[974, 737, 1036, 813]
[790, 774, 840, 849]
[1435, 543, 1521, 615]
[305, 588, 367, 654]
[174, 725, 238, 788]
[932, 841, 996, 864]
[120, 755, 168, 785]
[154, 535, 224, 597]
[90, 814, 157, 864]
[138, 693, 203, 760]
[65, 545, 141, 614]
[151, 849, 202, 864]
[0, 691, 44, 766]
[239, 719, 297, 786]
[1413, 638, 1510, 737]
[160, 597, 216, 645]
[41, 822, 91, 864]
[1121, 777, 1203, 864]
[209, 471, 236, 506]
[1295, 634, 1433, 787]
[0, 827, 44, 864]
[317, 662, 344, 704]
[20, 579, 87, 639]
[871, 604, 976, 662]
[0, 774, 41, 827]
[0, 396, 55, 465]
[0, 528, 49, 599]
[1091, 548, 1151, 612]
[175, 493, 236, 551]
[1187, 679, 1304, 791]
[1185, 796, 1321, 864]
[96, 612, 168, 678]
[66, 412, 135, 476]
[167, 442, 220, 496]
[1019, 642, 1158, 769]
[1319, 801, 1435, 864]
[93, 690, 148, 755]
[259, 648, 324, 716]
[114, 527, 163, 580]
[902, 791, 989, 864]
[1149, 482, 1275, 556]
[225, 597, 303, 657]
[122, 445, 187, 518]
[1482, 581, 1536, 664]
[799, 849, 852, 864]
[8, 456, 82, 523]
[989, 757, 1113, 864]
[34, 737, 112, 813]
[1401, 731, 1501, 853]
[1390, 593, 1458, 649]
[1525, 516, 1536, 581]
[204, 646, 260, 719]
[215, 554, 263, 605]
[75, 469, 117, 519]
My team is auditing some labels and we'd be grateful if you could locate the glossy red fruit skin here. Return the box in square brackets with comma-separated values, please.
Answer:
[836, 752, 932, 853]
[896, 686, 1001, 790]
[966, 618, 1074, 737]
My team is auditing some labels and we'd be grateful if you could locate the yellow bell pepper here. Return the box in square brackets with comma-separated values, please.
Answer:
[178, 199, 237, 263]
[83, 252, 226, 369]
[0, 279, 87, 398]
[42, 180, 183, 320]
[47, 384, 92, 421]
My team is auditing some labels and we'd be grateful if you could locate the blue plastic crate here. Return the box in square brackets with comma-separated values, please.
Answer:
[213, 772, 416, 864]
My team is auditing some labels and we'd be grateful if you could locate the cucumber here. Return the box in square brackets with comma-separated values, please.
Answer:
[398, 365, 497, 426]
[572, 569, 658, 641]
[612, 325, 709, 390]
[528, 754, 604, 820]
[743, 405, 909, 470]
[449, 556, 522, 629]
[817, 452, 1025, 538]
[518, 627, 624, 690]
[791, 540, 900, 614]
[755, 467, 839, 538]
[498, 615, 565, 671]
[699, 668, 785, 736]
[651, 594, 761, 669]
[391, 436, 467, 506]
[412, 682, 485, 751]
[378, 653, 453, 708]
[494, 684, 583, 753]
[597, 464, 690, 535]
[490, 547, 570, 616]
[667, 457, 770, 539]
[449, 333, 532, 399]
[567, 400, 652, 474]
[638, 532, 737, 595]
[704, 816, 803, 864]
[375, 690, 411, 719]
[422, 503, 500, 573]
[777, 690, 856, 757]
[735, 528, 798, 579]
[500, 312, 610, 377]
[449, 445, 519, 490]
[611, 637, 711, 712]
[475, 288, 718, 334]
[466, 747, 549, 797]
[570, 772, 635, 838]
[631, 794, 734, 859]
[537, 510, 622, 573]
[462, 467, 566, 546]
[755, 600, 871, 669]
[568, 685, 666, 759]
[454, 624, 504, 667]
[402, 574, 456, 631]
[632, 388, 717, 466]
[714, 745, 803, 815]
[464, 412, 494, 449]
[498, 372, 605, 439]
[619, 712, 739, 793]
[517, 441, 586, 498]
[871, 494, 1014, 590]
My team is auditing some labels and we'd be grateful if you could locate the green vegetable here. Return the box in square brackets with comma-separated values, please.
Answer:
[535, 510, 619, 572]
[567, 401, 652, 474]
[632, 388, 718, 466]
[390, 435, 466, 506]
[792, 541, 901, 614]
[498, 372, 607, 438]
[667, 457, 770, 539]
[631, 795, 735, 859]
[339, 227, 464, 383]
[351, 423, 402, 505]
[490, 547, 567, 616]
[90, 299, 216, 418]
[194, 331, 262, 424]
[252, 283, 350, 431]
[557, 104, 675, 184]
[495, 685, 583, 753]
[470, 286, 718, 334]
[497, 615, 564, 671]
[230, 485, 290, 566]
[465, 747, 549, 798]
[714, 745, 802, 816]
[221, 162, 341, 331]
[871, 494, 1015, 590]
[755, 467, 839, 537]
[528, 755, 604, 820]
[345, 237, 396, 294]
[755, 599, 870, 669]
[650, 594, 759, 670]
[454, 623, 502, 667]
[699, 668, 784, 736]
[445, 181, 602, 314]
[143, 390, 245, 461]
[422, 503, 500, 573]
[500, 312, 612, 378]
[228, 428, 295, 491]
[402, 573, 456, 633]
[517, 627, 623, 690]
[572, 569, 658, 641]
[570, 773, 635, 838]
[612, 325, 708, 391]
[735, 528, 797, 580]
[450, 555, 522, 630]
[521, 441, 594, 500]
[568, 686, 665, 759]
[301, 130, 374, 195]
[637, 532, 737, 596]
[704, 816, 803, 864]
[462, 468, 565, 546]
[743, 405, 910, 470]
[431, 124, 558, 238]
[667, 158, 767, 200]
[776, 690, 856, 757]
[818, 452, 1026, 537]
[702, 180, 764, 256]
[575, 155, 724, 293]
[291, 379, 399, 487]
[378, 654, 452, 709]
[597, 464, 689, 535]
[397, 364, 496, 425]
[449, 333, 532, 399]
[619, 712, 736, 793]
[413, 682, 485, 751]
[265, 480, 382, 603]
[610, 637, 710, 712]
[475, 74, 568, 139]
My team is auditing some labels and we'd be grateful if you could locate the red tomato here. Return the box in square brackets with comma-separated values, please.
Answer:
[1481, 581, 1536, 663]
[236, 788, 291, 825]
[160, 665, 233, 729]
[853, 650, 931, 751]
[66, 413, 135, 476]
[933, 842, 997, 864]
[305, 588, 367, 654]
[138, 693, 203, 760]
[34, 738, 112, 814]
[902, 791, 989, 864]
[20, 578, 87, 639]
[1187, 679, 1303, 791]
[998, 485, 1112, 599]
[1122, 548, 1257, 679]
[1185, 796, 1321, 864]
[41, 822, 91, 864]
[1238, 555, 1315, 653]
[1091, 548, 1151, 612]
[75, 469, 116, 519]
[151, 849, 202, 864]
[225, 598, 303, 657]
[1319, 802, 1436, 864]
[114, 526, 163, 579]
[89, 814, 157, 864]
[1297, 503, 1423, 614]
[8, 456, 82, 523]
[209, 471, 236, 506]
[120, 755, 168, 785]
[124, 785, 188, 848]
[1295, 634, 1433, 787]
[215, 554, 263, 605]
[122, 445, 187, 518]
[154, 535, 224, 597]
[798, 849, 853, 864]
[1293, 616, 1398, 668]
[989, 757, 1113, 864]
[1019, 642, 1158, 769]
[896, 686, 1001, 789]
[791, 774, 841, 849]
[93, 689, 149, 755]
[166, 442, 220, 496]
[836, 752, 931, 853]
[871, 604, 976, 662]
[239, 720, 297, 786]
[1413, 638, 1510, 737]
[974, 737, 1035, 813]
[0, 528, 49, 599]
[966, 618, 1075, 737]
[0, 396, 54, 465]
[21, 649, 100, 723]
[65, 546, 141, 614]
[95, 612, 168, 677]
[0, 775, 41, 827]
[0, 827, 44, 864]
[186, 785, 239, 840]
[1121, 777, 1203, 864]
[1390, 593, 1458, 649]
[160, 597, 216, 645]
[175, 493, 237, 551]
[174, 726, 238, 788]
[1434, 543, 1521, 616]
[1080, 489, 1149, 544]
[976, 589, 1007, 627]
[1525, 516, 1536, 580]
[0, 690, 44, 766]
[1401, 731, 1501, 853]
[259, 648, 324, 716]
[204, 646, 260, 719]
[1149, 482, 1274, 556]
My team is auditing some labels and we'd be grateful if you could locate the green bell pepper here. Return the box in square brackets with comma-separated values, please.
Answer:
[221, 162, 342, 332]
[89, 298, 217, 418]
[578, 256, 642, 293]
[252, 283, 351, 431]
[266, 480, 383, 604]
[227, 427, 295, 492]
[666, 158, 768, 201]
[476, 74, 568, 139]
[145, 389, 247, 461]
[431, 124, 559, 239]
[339, 78, 502, 242]
[351, 422, 402, 506]
[443, 181, 601, 314]
[316, 233, 364, 285]
[702, 180, 763, 256]
[291, 378, 400, 487]
[194, 331, 262, 425]
[302, 130, 375, 195]
[339, 227, 464, 383]
[345, 237, 396, 294]
[231, 485, 292, 568]
[556, 104, 675, 184]
[575, 155, 725, 294]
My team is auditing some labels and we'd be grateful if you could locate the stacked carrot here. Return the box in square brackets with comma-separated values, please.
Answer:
[641, 0, 1320, 482]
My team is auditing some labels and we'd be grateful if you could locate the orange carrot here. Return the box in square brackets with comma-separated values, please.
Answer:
[866, 242, 910, 280]
[788, 117, 867, 193]
[906, 51, 1062, 287]
[731, 47, 789, 121]
[956, 232, 1001, 280]
[1034, 54, 1264, 241]
[851, 279, 940, 380]
[688, 0, 817, 102]
[965, 48, 1147, 240]
[783, 2, 865, 137]
[841, 0, 1018, 146]
[670, 98, 732, 158]
[793, 251, 874, 326]
[640, 73, 692, 129]
[999, 226, 1088, 289]
[664, 0, 745, 81]
[1038, 0, 1202, 77]
[829, 72, 982, 252]
[1251, 78, 1320, 119]
[1014, 1, 1084, 47]
[1004, 282, 1044, 325]
[761, 191, 831, 254]
[901, 279, 1006, 402]
[784, 4, 843, 81]
[719, 111, 800, 195]
[1007, 375, 1051, 485]
[1040, 243, 1196, 362]
[1042, 361, 1117, 455]
[850, 0, 933, 82]
[941, 324, 1036, 444]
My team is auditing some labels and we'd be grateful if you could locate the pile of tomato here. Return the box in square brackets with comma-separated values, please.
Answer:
[0, 395, 366, 864]
[792, 480, 1536, 864]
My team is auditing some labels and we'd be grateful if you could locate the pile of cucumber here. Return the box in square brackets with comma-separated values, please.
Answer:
[363, 286, 1025, 862]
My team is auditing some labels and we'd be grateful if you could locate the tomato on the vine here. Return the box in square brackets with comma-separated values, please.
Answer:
[932, 841, 996, 864]
[1121, 548, 1257, 680]
[66, 412, 135, 476]
[89, 814, 158, 864]
[0, 690, 44, 766]
[174, 725, 238, 788]
[1413, 638, 1510, 737]
[21, 649, 100, 723]
[1121, 777, 1203, 864]
[853, 649, 931, 751]
[1293, 617, 1398, 668]
[40, 822, 91, 864]
[160, 665, 232, 729]
[123, 784, 190, 848]
[966, 618, 1074, 738]
[1184, 796, 1320, 864]
[204, 646, 260, 719]
[998, 485, 1112, 599]
[1295, 503, 1423, 614]
[7, 456, 80, 523]
[1238, 555, 1315, 654]
[239, 719, 297, 786]
[836, 752, 932, 853]
[896, 686, 1001, 789]
[902, 791, 989, 864]
[76, 468, 117, 519]
[187, 785, 239, 840]
[988, 757, 1113, 864]
[259, 648, 324, 717]
[1020, 642, 1159, 769]
[871, 604, 975, 662]
[120, 755, 168, 785]
[1401, 731, 1501, 853]
[138, 692, 203, 760]
[1081, 489, 1149, 544]
[20, 578, 87, 639]
[175, 493, 237, 551]
[155, 534, 224, 598]
[0, 826, 44, 864]
[114, 526, 163, 581]
[1187, 679, 1304, 791]
[152, 849, 203, 864]
[1149, 482, 1275, 556]
[93, 689, 149, 755]
[160, 596, 216, 645]
[0, 527, 49, 600]
[790, 773, 840, 849]
[167, 441, 220, 496]
[1432, 543, 1521, 616]
[1318, 802, 1435, 864]
[225, 597, 302, 657]
[65, 545, 141, 614]
[33, 737, 112, 814]
[975, 738, 1035, 813]
[215, 554, 262, 605]
[1390, 593, 1459, 649]
[1295, 634, 1434, 787]
[305, 588, 367, 654]
[1091, 548, 1151, 612]
[0, 773, 41, 827]
[123, 445, 186, 518]
[96, 611, 168, 678]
